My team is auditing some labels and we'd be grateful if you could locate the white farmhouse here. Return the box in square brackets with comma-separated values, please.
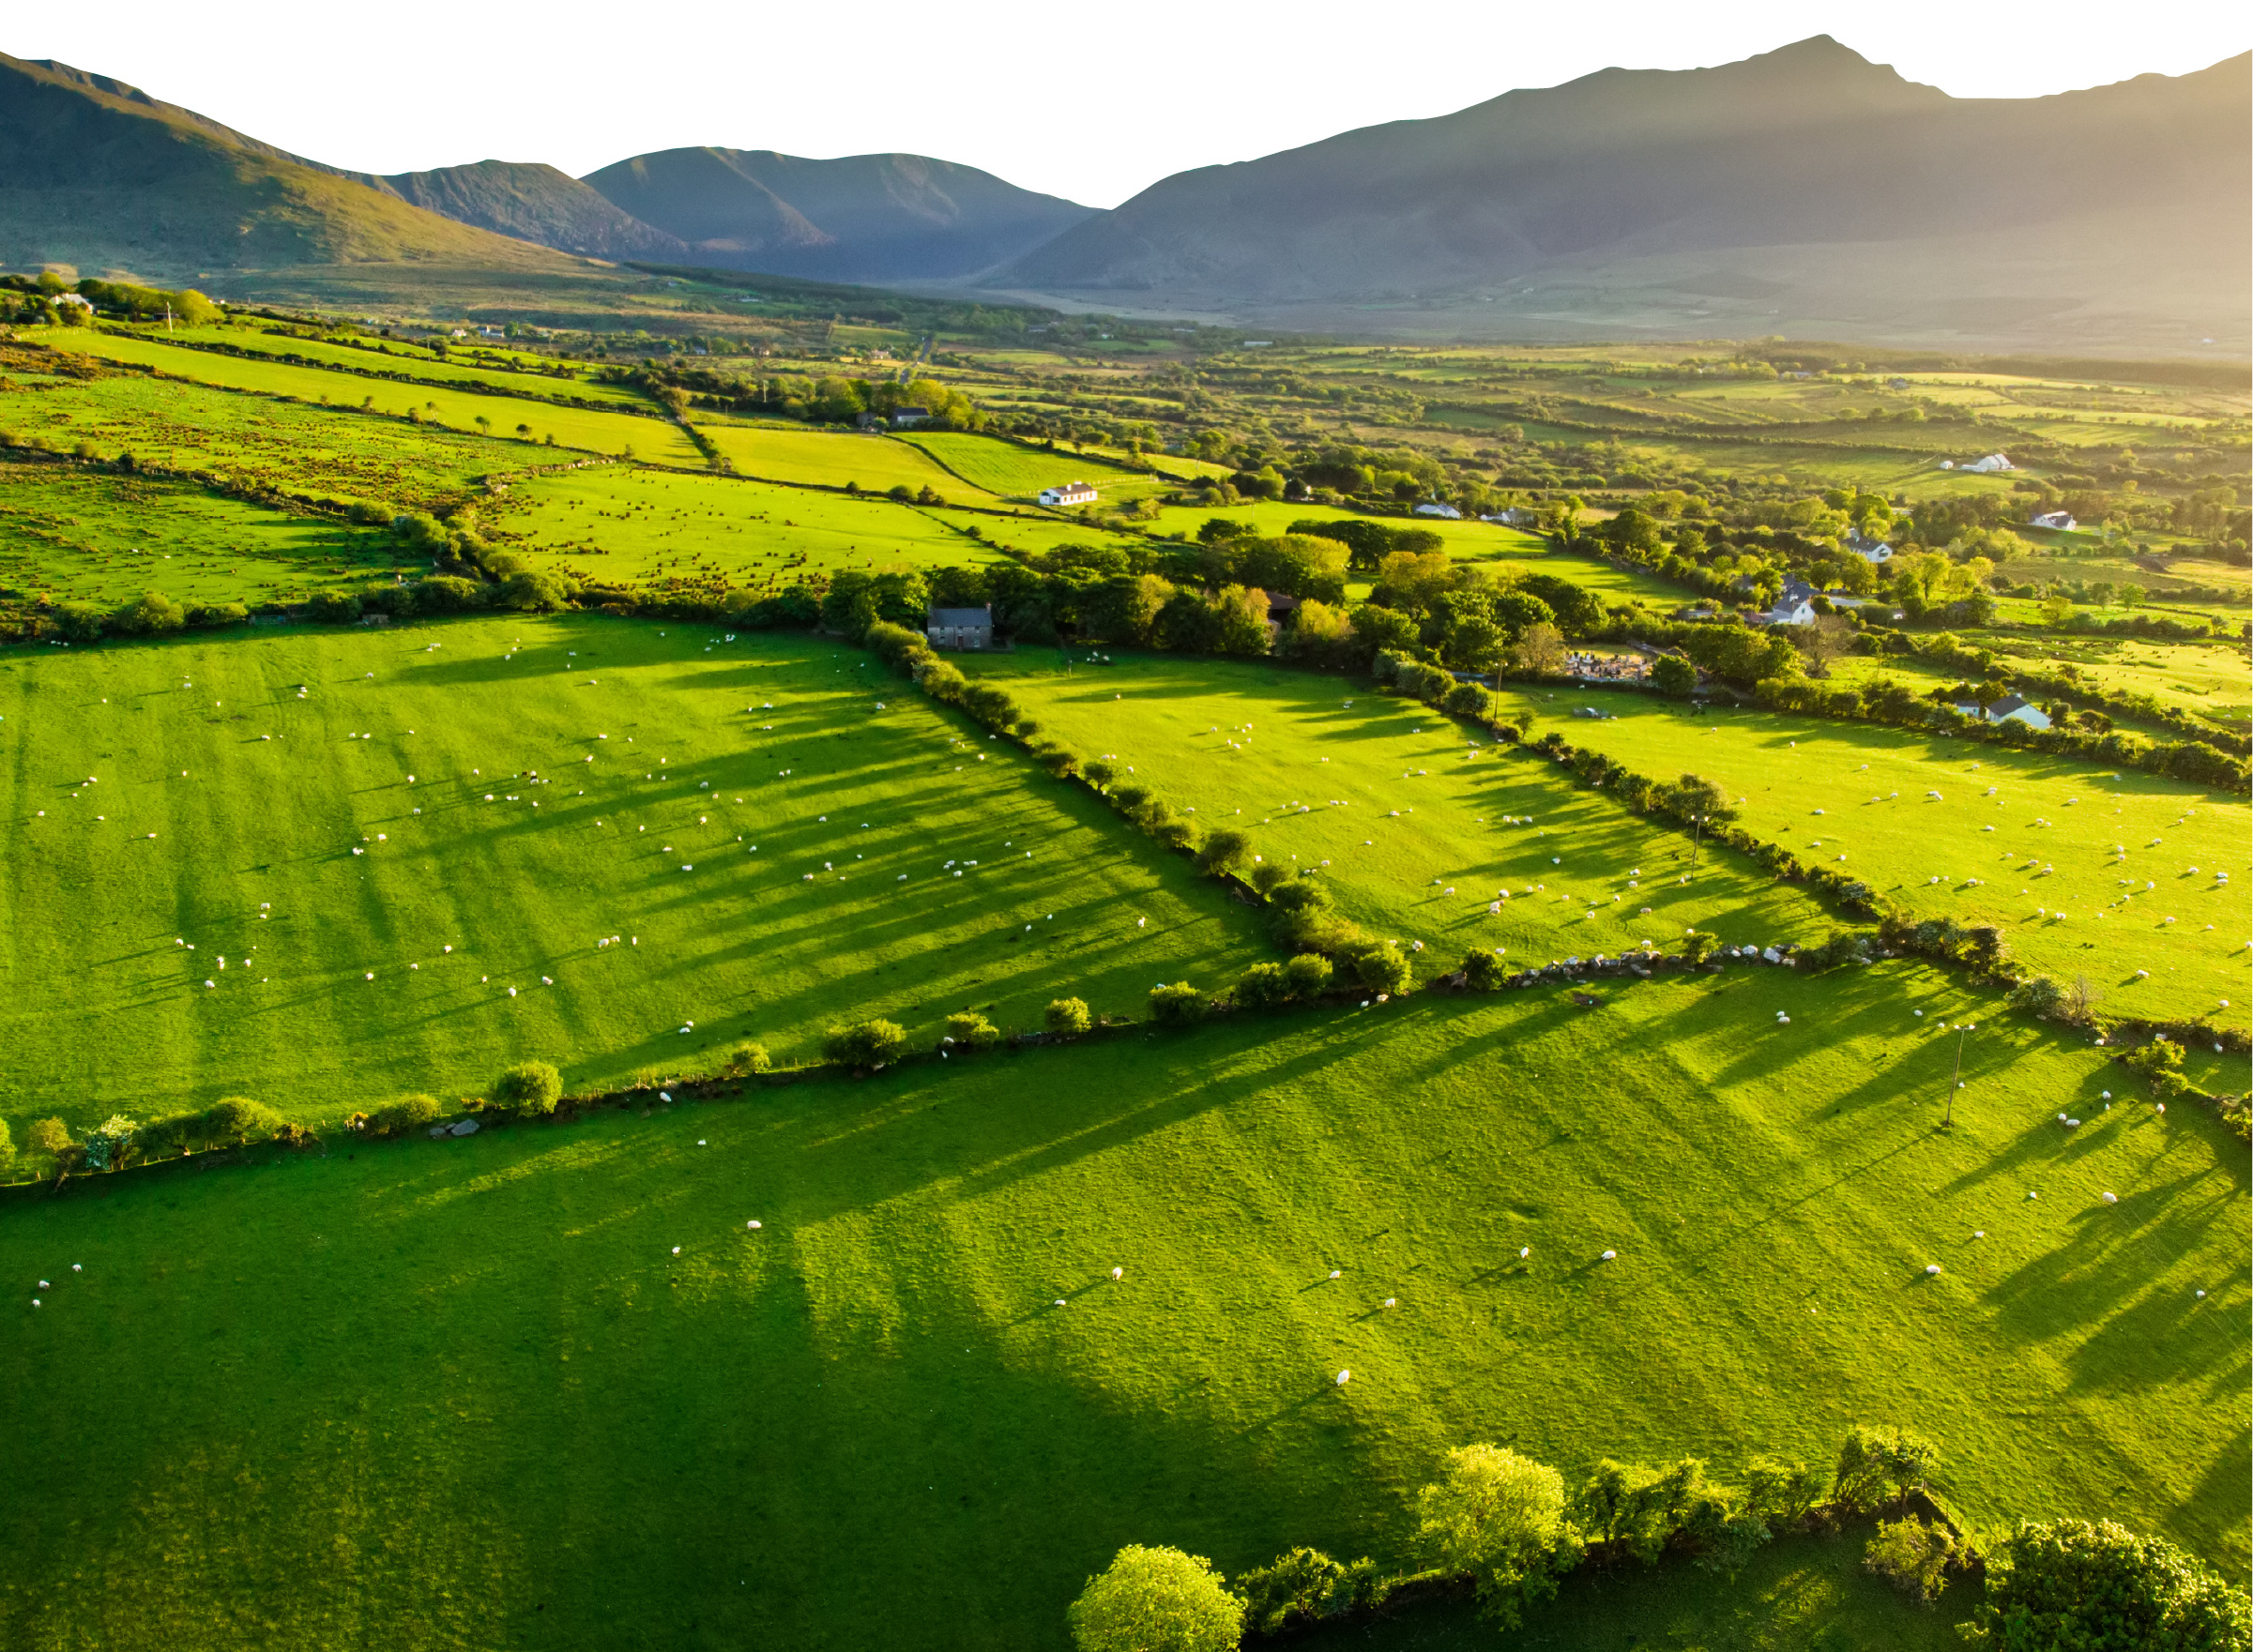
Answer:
[1761, 578, 1818, 628]
[1039, 480, 1099, 508]
[1846, 529, 1895, 564]
[1413, 501, 1462, 519]
[2030, 510, 2077, 531]
[1982, 694, 2051, 730]
[1962, 453, 2015, 474]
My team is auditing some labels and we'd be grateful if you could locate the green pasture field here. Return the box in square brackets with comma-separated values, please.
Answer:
[41, 329, 701, 466]
[0, 462, 411, 607]
[1, 964, 2239, 1648]
[1970, 630, 2253, 734]
[1996, 547, 2249, 601]
[495, 466, 1008, 587]
[0, 614, 1271, 1131]
[967, 652, 1834, 967]
[100, 324, 650, 405]
[901, 432, 1169, 503]
[697, 421, 998, 501]
[1481, 687, 2252, 1034]
[924, 506, 1144, 561]
[0, 362, 508, 510]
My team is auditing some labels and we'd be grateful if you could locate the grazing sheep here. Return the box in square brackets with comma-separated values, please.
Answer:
[1601, 1250, 1617, 1261]
[1334, 1370, 1350, 1387]
[1925, 1264, 1942, 1276]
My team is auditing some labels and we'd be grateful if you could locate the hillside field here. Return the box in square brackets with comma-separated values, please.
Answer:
[698, 421, 998, 501]
[0, 614, 1273, 1130]
[1, 976, 2239, 1648]
[904, 432, 1169, 503]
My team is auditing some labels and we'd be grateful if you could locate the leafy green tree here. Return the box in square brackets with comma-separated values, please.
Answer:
[1282, 953, 1333, 996]
[1194, 828, 1254, 878]
[1149, 982, 1209, 1025]
[1344, 942, 1412, 994]
[493, 1061, 563, 1117]
[206, 1096, 284, 1142]
[1044, 998, 1092, 1037]
[1412, 1444, 1575, 1627]
[943, 1011, 1000, 1051]
[826, 1020, 907, 1068]
[1832, 1423, 1941, 1511]
[112, 590, 185, 635]
[1963, 1519, 2248, 1651]
[726, 1041, 772, 1075]
[1067, 1544, 1242, 1652]
[1460, 949, 1507, 990]
[368, 1094, 440, 1136]
[1652, 654, 1697, 697]
[25, 1117, 71, 1161]
[1865, 1515, 1956, 1606]
[1510, 622, 1567, 676]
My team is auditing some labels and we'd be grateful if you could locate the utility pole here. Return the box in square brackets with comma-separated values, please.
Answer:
[1691, 811, 1704, 866]
[1942, 1023, 1973, 1128]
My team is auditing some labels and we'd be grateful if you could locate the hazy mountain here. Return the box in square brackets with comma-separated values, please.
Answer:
[0, 52, 578, 280]
[580, 148, 1094, 281]
[993, 38, 2251, 349]
[373, 160, 689, 262]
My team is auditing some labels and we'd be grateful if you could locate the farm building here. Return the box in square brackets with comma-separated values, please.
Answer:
[1413, 501, 1463, 519]
[926, 604, 994, 651]
[1760, 578, 1818, 628]
[2031, 510, 2077, 530]
[1981, 694, 2052, 730]
[1846, 528, 1895, 563]
[1961, 452, 2015, 474]
[1038, 481, 1099, 508]
[1482, 507, 1534, 526]
[891, 406, 932, 429]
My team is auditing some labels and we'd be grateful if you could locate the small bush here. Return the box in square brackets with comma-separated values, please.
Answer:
[2123, 1038, 2192, 1099]
[1803, 931, 1873, 972]
[1233, 962, 1291, 1008]
[1460, 949, 1507, 990]
[1149, 982, 1209, 1026]
[943, 1011, 1000, 1051]
[2005, 975, 2066, 1017]
[368, 1094, 440, 1137]
[306, 589, 362, 624]
[1034, 742, 1079, 778]
[826, 1019, 907, 1068]
[1681, 930, 1720, 965]
[1194, 828, 1254, 878]
[1864, 1515, 1956, 1605]
[25, 1117, 72, 1161]
[493, 1060, 563, 1117]
[1068, 1544, 1242, 1652]
[206, 1096, 285, 1143]
[1248, 861, 1294, 898]
[1044, 997, 1092, 1037]
[1282, 953, 1333, 997]
[1080, 758, 1116, 786]
[1344, 941, 1412, 994]
[725, 1041, 772, 1076]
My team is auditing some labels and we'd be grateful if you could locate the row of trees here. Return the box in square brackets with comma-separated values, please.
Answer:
[1071, 1424, 2247, 1650]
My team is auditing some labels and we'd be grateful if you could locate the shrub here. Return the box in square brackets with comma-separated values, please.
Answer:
[1803, 931, 1873, 972]
[1264, 877, 1328, 913]
[943, 1011, 1000, 1052]
[1044, 997, 1092, 1037]
[1011, 716, 1042, 739]
[1832, 1423, 1941, 1511]
[1194, 828, 1253, 878]
[2124, 1038, 2192, 1099]
[1080, 758, 1116, 786]
[1067, 1544, 1242, 1652]
[825, 1019, 907, 1068]
[493, 1060, 563, 1117]
[1343, 941, 1412, 994]
[864, 620, 926, 670]
[1248, 861, 1294, 898]
[368, 1094, 440, 1137]
[1743, 1455, 1828, 1527]
[2005, 975, 2066, 1017]
[1964, 1519, 2248, 1649]
[0, 1115, 11, 1175]
[1237, 1547, 1380, 1633]
[1652, 654, 1697, 697]
[1864, 1515, 1956, 1605]
[1413, 1444, 1574, 1629]
[1282, 953, 1333, 997]
[1441, 680, 1493, 719]
[25, 1117, 71, 1161]
[725, 1041, 772, 1076]
[1680, 930, 1720, 965]
[306, 589, 362, 624]
[1149, 982, 1209, 1026]
[112, 589, 185, 635]
[1233, 962, 1291, 1008]
[206, 1096, 284, 1143]
[1034, 742, 1079, 778]
[185, 600, 250, 629]
[1460, 948, 1507, 990]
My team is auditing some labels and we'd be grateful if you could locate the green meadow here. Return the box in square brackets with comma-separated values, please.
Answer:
[96, 323, 652, 404]
[1484, 685, 2251, 1033]
[0, 361, 511, 510]
[904, 432, 1168, 502]
[1, 973, 2239, 1648]
[972, 652, 1834, 969]
[698, 420, 997, 500]
[0, 615, 1271, 1131]
[0, 462, 411, 608]
[43, 329, 702, 465]
[496, 466, 1008, 587]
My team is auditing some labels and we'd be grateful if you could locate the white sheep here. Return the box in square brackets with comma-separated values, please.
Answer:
[1334, 1370, 1350, 1387]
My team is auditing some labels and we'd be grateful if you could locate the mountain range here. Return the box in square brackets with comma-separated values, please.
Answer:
[1, 38, 2245, 350]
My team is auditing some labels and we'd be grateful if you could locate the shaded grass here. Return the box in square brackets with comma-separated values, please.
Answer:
[698, 421, 997, 500]
[0, 615, 1272, 1130]
[0, 978, 2240, 1648]
[0, 462, 416, 608]
[110, 323, 650, 404]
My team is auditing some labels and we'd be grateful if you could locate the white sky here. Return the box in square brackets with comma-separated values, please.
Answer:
[10, 1, 2246, 208]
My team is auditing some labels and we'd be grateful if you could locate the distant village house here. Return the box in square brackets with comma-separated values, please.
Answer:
[1953, 693, 2052, 731]
[1039, 481, 1099, 508]
[891, 406, 932, 429]
[1413, 501, 1462, 519]
[2030, 510, 2077, 531]
[1846, 528, 1895, 564]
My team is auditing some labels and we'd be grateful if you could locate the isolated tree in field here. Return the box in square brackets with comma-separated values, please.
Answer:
[1194, 828, 1254, 878]
[1652, 654, 1697, 697]
[1044, 998, 1092, 1037]
[493, 1061, 563, 1117]
[2038, 589, 2076, 628]
[1067, 1544, 1241, 1652]
[725, 1041, 771, 1076]
[1412, 1444, 1573, 1626]
[1511, 622, 1566, 676]
[515, 423, 531, 439]
[475, 415, 491, 436]
[1798, 613, 1851, 676]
